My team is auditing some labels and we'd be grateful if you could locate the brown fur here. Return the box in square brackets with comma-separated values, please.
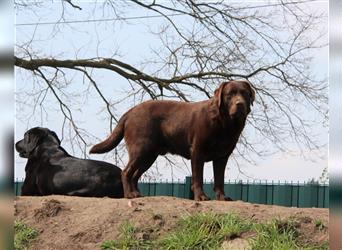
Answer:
[90, 80, 255, 201]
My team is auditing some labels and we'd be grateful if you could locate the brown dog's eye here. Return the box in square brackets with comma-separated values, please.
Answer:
[226, 92, 234, 97]
[225, 94, 232, 101]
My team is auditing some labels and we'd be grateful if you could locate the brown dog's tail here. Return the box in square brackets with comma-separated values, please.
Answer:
[89, 115, 126, 154]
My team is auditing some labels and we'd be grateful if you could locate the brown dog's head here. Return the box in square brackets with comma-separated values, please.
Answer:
[214, 80, 255, 119]
[15, 127, 61, 158]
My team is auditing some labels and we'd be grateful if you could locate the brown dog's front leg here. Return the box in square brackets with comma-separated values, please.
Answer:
[191, 154, 209, 201]
[213, 157, 229, 201]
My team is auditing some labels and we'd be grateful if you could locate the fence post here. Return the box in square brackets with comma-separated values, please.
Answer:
[184, 176, 193, 200]
[297, 181, 300, 207]
[14, 180, 17, 196]
[272, 180, 274, 205]
[290, 181, 293, 207]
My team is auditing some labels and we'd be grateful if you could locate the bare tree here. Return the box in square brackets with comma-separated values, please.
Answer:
[14, 0, 327, 176]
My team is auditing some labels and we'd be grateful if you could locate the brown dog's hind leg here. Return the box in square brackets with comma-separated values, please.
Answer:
[213, 157, 228, 201]
[131, 154, 158, 193]
[122, 159, 140, 198]
[122, 153, 157, 198]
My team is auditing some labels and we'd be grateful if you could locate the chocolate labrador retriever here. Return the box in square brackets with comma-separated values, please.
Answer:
[16, 127, 123, 198]
[90, 80, 255, 201]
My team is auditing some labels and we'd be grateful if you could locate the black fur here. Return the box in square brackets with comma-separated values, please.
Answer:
[16, 127, 123, 198]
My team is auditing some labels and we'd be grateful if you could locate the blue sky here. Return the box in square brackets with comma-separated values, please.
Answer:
[13, 1, 329, 182]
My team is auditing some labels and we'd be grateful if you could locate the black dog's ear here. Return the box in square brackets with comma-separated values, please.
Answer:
[214, 82, 229, 108]
[50, 131, 61, 145]
[25, 132, 40, 154]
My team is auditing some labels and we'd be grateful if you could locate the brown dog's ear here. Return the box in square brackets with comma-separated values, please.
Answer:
[214, 82, 229, 108]
[243, 81, 255, 106]
[249, 83, 255, 106]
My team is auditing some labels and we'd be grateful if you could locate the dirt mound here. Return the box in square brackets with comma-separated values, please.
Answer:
[33, 199, 64, 221]
[14, 196, 328, 250]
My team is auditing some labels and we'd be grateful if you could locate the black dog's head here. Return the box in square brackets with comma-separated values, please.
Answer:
[15, 127, 61, 158]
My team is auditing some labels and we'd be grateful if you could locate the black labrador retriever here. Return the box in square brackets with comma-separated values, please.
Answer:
[15, 127, 123, 198]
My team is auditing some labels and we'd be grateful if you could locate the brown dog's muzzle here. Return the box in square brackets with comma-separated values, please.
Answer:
[235, 101, 245, 109]
[229, 97, 248, 118]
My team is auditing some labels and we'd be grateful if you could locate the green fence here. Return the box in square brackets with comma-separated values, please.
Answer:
[14, 177, 329, 208]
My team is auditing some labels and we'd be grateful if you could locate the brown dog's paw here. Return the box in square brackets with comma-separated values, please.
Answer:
[125, 191, 142, 199]
[216, 193, 226, 201]
[194, 193, 210, 201]
[216, 193, 233, 201]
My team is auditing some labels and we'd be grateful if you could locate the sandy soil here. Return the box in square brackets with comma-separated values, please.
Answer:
[14, 195, 329, 250]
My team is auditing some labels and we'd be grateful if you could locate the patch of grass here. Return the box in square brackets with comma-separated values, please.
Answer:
[249, 219, 300, 250]
[314, 219, 325, 231]
[101, 221, 153, 250]
[159, 213, 251, 250]
[305, 241, 329, 250]
[14, 220, 38, 250]
[101, 213, 328, 250]
[249, 218, 329, 250]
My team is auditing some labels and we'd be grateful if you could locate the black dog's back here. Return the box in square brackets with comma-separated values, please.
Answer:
[16, 127, 124, 198]
[41, 157, 124, 198]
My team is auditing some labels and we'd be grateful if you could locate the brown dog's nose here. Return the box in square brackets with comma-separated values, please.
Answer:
[235, 101, 244, 107]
